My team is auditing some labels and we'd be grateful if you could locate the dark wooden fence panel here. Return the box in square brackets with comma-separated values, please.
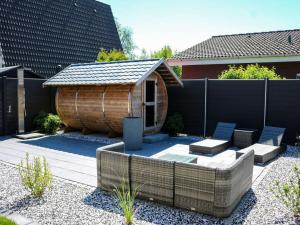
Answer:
[0, 77, 3, 135]
[206, 80, 265, 136]
[5, 78, 18, 134]
[24, 79, 53, 132]
[167, 80, 205, 135]
[267, 80, 300, 144]
[0, 78, 55, 135]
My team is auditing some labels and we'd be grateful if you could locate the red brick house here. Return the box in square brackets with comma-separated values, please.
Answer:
[168, 29, 300, 79]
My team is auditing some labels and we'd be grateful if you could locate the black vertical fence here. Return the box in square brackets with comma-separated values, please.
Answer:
[0, 77, 56, 135]
[167, 79, 300, 144]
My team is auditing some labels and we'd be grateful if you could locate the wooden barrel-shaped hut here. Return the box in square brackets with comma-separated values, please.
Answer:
[44, 58, 183, 135]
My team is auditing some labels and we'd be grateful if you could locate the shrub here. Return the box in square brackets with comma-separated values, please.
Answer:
[34, 111, 62, 134]
[114, 179, 139, 225]
[0, 215, 18, 225]
[18, 153, 53, 198]
[166, 112, 184, 136]
[97, 48, 128, 62]
[219, 64, 282, 79]
[295, 135, 300, 147]
[272, 166, 300, 217]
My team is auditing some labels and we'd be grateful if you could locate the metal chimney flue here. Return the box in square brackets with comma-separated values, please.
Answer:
[288, 35, 292, 44]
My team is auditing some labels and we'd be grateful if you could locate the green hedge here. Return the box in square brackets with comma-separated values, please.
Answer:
[219, 64, 282, 79]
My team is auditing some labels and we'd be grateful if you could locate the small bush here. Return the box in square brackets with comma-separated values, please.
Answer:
[219, 64, 282, 79]
[272, 166, 300, 217]
[18, 153, 53, 198]
[166, 112, 184, 136]
[34, 111, 62, 134]
[295, 135, 300, 147]
[114, 179, 139, 225]
[0, 215, 18, 225]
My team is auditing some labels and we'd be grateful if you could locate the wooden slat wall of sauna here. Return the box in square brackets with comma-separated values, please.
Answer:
[56, 87, 82, 129]
[55, 77, 168, 134]
[103, 85, 132, 133]
[77, 86, 107, 132]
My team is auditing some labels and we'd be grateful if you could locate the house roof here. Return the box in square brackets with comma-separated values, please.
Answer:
[171, 29, 300, 61]
[0, 65, 43, 78]
[43, 58, 183, 87]
[0, 0, 121, 78]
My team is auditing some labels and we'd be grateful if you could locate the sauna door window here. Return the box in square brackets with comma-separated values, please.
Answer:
[144, 79, 156, 129]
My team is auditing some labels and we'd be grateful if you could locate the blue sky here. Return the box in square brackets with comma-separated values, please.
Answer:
[101, 0, 300, 53]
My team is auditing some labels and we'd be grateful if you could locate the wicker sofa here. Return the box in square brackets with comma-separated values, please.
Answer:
[96, 142, 254, 217]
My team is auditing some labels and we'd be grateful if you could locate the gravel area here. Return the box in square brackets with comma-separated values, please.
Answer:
[0, 146, 299, 225]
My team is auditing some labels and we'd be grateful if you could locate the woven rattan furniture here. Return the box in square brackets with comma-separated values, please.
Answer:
[96, 142, 127, 189]
[157, 153, 198, 163]
[174, 149, 254, 217]
[190, 122, 236, 155]
[237, 126, 285, 164]
[233, 129, 258, 148]
[131, 155, 174, 205]
[96, 142, 254, 217]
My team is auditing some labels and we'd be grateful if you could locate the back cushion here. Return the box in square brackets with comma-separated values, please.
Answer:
[174, 162, 216, 214]
[99, 150, 130, 191]
[213, 122, 236, 140]
[258, 126, 285, 146]
[130, 155, 174, 205]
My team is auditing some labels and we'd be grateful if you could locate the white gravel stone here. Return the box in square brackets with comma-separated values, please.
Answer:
[0, 146, 299, 225]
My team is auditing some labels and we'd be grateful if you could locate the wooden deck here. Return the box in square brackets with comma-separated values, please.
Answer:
[0, 136, 100, 187]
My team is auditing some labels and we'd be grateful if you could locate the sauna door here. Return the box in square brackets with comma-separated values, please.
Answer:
[144, 79, 157, 131]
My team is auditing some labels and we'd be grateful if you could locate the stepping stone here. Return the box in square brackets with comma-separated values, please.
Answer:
[143, 133, 168, 143]
[15, 132, 45, 140]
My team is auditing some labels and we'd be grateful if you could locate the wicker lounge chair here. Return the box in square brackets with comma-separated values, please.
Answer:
[237, 126, 285, 164]
[190, 122, 236, 155]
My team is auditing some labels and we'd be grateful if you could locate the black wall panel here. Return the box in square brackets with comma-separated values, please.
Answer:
[5, 78, 18, 134]
[167, 80, 205, 135]
[24, 79, 52, 132]
[267, 80, 300, 144]
[206, 80, 265, 136]
[0, 78, 55, 135]
[0, 77, 3, 134]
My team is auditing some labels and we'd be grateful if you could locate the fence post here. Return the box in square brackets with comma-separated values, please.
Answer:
[203, 78, 208, 137]
[1, 76, 7, 135]
[263, 78, 269, 127]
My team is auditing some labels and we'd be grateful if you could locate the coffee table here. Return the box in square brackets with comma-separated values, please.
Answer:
[157, 153, 198, 163]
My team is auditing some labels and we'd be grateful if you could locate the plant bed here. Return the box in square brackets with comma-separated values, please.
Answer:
[0, 146, 299, 225]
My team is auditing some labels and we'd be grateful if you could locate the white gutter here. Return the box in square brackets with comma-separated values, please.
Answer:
[168, 55, 300, 66]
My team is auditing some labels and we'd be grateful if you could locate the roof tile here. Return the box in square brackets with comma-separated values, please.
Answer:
[172, 29, 300, 60]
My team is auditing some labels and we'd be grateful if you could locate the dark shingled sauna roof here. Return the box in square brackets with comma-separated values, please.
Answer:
[44, 58, 183, 87]
[0, 0, 122, 78]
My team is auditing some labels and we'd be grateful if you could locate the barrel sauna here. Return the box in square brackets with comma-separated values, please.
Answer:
[55, 72, 168, 134]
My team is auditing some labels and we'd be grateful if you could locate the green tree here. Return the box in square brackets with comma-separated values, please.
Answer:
[115, 19, 136, 59]
[138, 48, 149, 60]
[150, 45, 182, 78]
[151, 45, 173, 58]
[97, 48, 128, 62]
[219, 64, 282, 79]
